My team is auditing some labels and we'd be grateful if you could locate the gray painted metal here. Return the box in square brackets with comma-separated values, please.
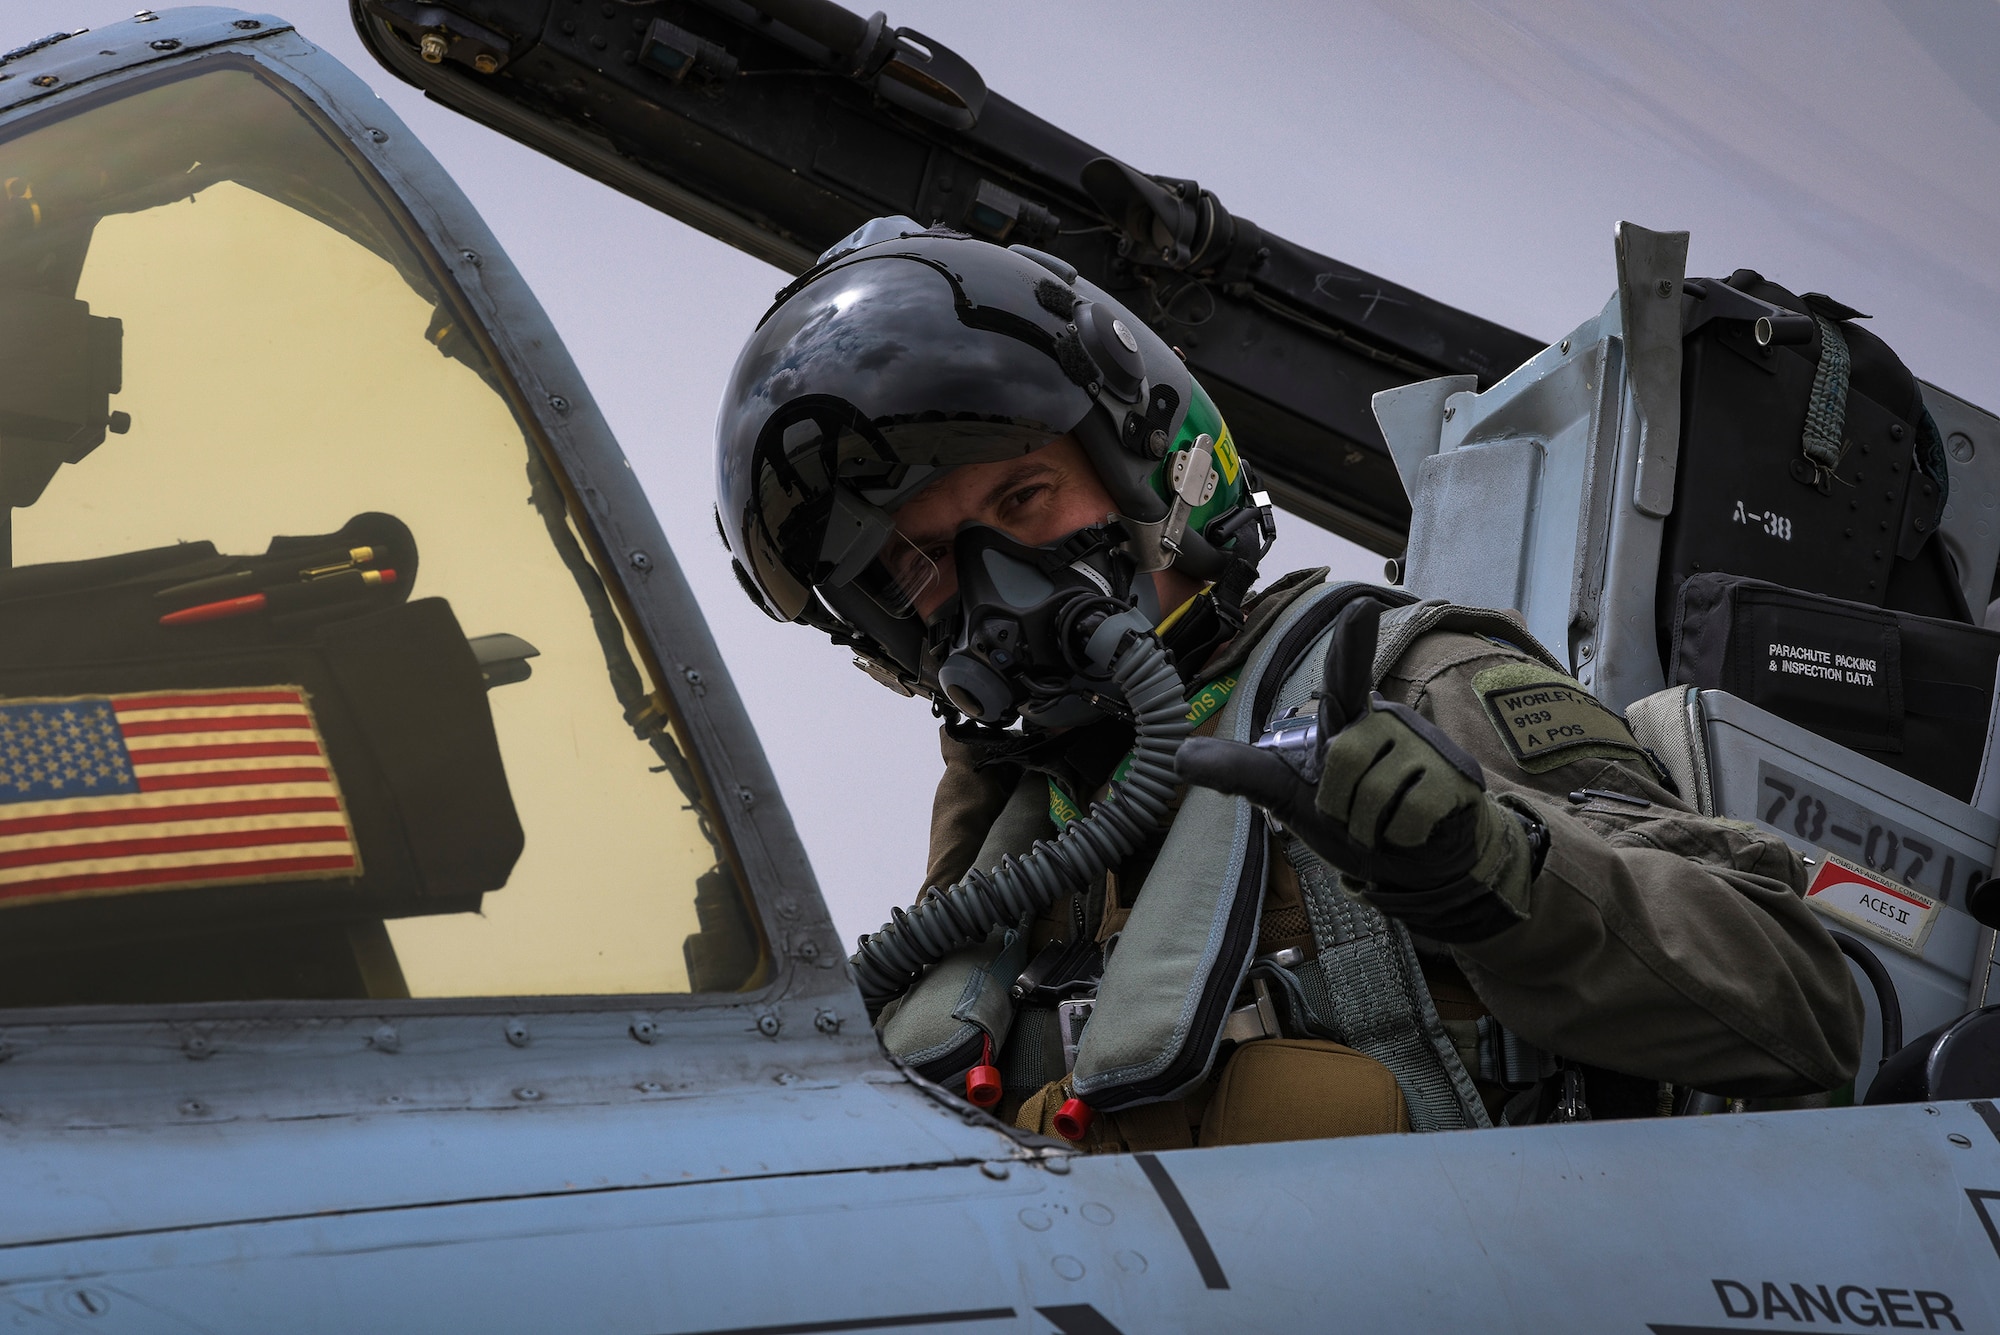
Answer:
[348, 0, 820, 277]
[1384, 272, 1650, 703]
[1700, 689, 2000, 1097]
[1617, 224, 1691, 520]
[6, 13, 2000, 1332]
[1372, 372, 1475, 498]
[1404, 435, 1545, 612]
[343, 0, 1547, 555]
[2, 1085, 1997, 1331]
[0, 8, 284, 110]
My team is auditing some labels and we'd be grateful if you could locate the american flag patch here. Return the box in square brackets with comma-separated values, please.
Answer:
[0, 687, 360, 905]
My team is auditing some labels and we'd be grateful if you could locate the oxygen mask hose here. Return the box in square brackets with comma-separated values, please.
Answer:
[851, 627, 1191, 1015]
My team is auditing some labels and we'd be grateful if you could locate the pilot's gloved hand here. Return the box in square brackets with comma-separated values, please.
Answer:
[1175, 598, 1540, 943]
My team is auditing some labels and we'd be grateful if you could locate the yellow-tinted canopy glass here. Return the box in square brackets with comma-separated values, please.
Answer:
[0, 64, 763, 1003]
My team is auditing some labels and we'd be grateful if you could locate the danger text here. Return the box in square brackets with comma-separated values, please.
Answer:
[1713, 1278, 1959, 1329]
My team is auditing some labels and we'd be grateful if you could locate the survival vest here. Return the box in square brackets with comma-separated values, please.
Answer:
[879, 579, 1576, 1133]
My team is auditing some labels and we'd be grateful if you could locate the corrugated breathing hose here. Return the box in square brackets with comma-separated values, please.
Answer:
[850, 629, 1191, 1015]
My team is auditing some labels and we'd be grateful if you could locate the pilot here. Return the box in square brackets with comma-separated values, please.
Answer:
[714, 217, 1863, 1147]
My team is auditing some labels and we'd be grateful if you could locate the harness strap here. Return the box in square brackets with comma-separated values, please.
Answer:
[1255, 598, 1492, 1132]
[1279, 841, 1492, 1131]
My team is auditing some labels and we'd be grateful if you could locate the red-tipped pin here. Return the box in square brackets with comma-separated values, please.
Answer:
[160, 568, 399, 625]
[965, 1034, 1003, 1109]
[1052, 1096, 1095, 1142]
[159, 592, 267, 625]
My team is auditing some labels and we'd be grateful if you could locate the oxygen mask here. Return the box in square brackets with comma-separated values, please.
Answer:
[855, 520, 1192, 1015]
[928, 521, 1158, 728]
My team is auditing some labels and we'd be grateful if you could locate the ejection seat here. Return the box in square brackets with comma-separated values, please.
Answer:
[1374, 222, 2000, 1102]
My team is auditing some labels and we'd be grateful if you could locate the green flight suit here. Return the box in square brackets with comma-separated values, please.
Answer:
[912, 570, 1864, 1145]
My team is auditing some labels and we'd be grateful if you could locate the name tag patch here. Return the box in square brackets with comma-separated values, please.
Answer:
[1804, 853, 1940, 957]
[1472, 664, 1644, 774]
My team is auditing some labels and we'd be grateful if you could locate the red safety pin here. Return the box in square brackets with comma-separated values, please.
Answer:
[965, 1033, 1003, 1109]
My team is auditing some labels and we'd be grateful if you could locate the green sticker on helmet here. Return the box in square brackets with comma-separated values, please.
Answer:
[1149, 379, 1247, 540]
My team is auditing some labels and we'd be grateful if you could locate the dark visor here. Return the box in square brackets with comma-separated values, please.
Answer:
[716, 249, 1094, 620]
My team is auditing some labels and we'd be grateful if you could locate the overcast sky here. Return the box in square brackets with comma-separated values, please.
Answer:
[10, 0, 1996, 952]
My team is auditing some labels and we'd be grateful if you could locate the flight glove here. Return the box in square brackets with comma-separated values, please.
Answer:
[1175, 598, 1540, 942]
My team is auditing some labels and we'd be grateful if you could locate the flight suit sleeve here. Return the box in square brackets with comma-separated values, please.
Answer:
[921, 726, 1019, 899]
[1379, 630, 1866, 1097]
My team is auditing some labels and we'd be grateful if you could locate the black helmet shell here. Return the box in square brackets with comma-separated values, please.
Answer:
[717, 231, 1101, 622]
[714, 220, 1225, 705]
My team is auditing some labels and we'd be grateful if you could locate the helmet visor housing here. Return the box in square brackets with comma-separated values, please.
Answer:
[716, 241, 1098, 622]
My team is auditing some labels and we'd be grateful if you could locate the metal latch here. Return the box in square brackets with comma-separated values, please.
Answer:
[1012, 936, 1102, 1005]
[1168, 435, 1220, 507]
[1253, 704, 1324, 787]
[1219, 977, 1279, 1045]
[1058, 997, 1094, 1074]
[1160, 433, 1220, 558]
[1553, 1066, 1593, 1122]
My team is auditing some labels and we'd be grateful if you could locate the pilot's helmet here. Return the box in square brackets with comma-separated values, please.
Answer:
[713, 216, 1259, 708]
